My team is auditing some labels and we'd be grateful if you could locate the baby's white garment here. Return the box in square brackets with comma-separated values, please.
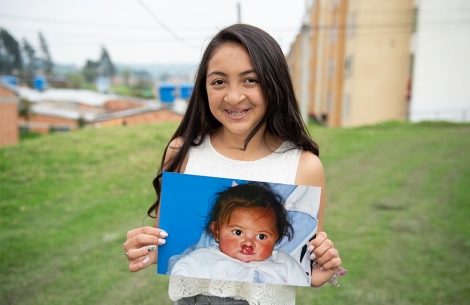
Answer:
[171, 244, 309, 286]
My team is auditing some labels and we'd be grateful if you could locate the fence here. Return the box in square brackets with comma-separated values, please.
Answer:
[406, 107, 470, 123]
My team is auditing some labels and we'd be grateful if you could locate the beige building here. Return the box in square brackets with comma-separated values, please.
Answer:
[0, 82, 20, 147]
[287, 0, 414, 127]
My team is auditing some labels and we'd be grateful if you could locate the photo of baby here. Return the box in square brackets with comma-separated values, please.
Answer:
[157, 172, 321, 287]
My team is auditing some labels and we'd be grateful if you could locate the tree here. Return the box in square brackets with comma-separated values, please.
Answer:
[22, 38, 37, 86]
[0, 28, 22, 75]
[67, 73, 85, 89]
[122, 68, 131, 86]
[98, 46, 116, 77]
[82, 60, 98, 84]
[77, 116, 86, 128]
[18, 98, 32, 122]
[38, 32, 53, 75]
[133, 69, 153, 89]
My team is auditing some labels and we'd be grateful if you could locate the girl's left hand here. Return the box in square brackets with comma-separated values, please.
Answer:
[308, 231, 345, 287]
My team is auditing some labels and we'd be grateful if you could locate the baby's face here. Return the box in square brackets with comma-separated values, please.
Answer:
[213, 207, 278, 262]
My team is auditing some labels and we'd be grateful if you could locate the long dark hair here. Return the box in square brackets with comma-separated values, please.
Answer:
[207, 182, 294, 244]
[148, 24, 319, 217]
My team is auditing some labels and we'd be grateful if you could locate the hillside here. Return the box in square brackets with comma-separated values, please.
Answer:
[1, 121, 469, 305]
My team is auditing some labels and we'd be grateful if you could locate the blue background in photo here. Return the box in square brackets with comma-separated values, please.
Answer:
[157, 172, 247, 274]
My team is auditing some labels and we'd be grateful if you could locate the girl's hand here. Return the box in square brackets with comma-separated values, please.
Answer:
[123, 226, 168, 272]
[308, 231, 345, 287]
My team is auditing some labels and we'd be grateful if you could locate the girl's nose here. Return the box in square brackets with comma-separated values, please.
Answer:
[224, 85, 246, 105]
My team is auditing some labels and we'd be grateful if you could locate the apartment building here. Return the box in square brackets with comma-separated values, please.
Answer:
[287, 0, 414, 127]
[409, 0, 470, 122]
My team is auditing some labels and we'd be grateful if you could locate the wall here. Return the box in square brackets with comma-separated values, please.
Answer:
[92, 109, 182, 128]
[0, 86, 19, 147]
[18, 114, 78, 134]
[409, 0, 470, 122]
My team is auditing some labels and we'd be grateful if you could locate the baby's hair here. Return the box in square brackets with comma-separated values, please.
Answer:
[206, 182, 294, 244]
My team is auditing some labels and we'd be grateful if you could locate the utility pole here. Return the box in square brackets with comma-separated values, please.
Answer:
[237, 2, 241, 23]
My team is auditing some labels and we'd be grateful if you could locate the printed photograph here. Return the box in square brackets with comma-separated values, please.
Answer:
[157, 172, 321, 287]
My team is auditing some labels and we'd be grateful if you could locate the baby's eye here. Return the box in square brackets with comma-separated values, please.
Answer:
[232, 229, 243, 236]
[257, 234, 267, 240]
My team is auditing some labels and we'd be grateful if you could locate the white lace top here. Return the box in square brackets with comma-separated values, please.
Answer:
[168, 134, 303, 305]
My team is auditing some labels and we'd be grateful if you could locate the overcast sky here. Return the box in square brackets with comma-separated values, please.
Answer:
[0, 0, 307, 66]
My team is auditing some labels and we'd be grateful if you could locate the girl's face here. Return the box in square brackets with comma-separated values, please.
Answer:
[206, 43, 267, 138]
[211, 207, 278, 262]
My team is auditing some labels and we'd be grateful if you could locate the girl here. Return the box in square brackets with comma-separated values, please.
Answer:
[171, 182, 309, 286]
[123, 24, 344, 305]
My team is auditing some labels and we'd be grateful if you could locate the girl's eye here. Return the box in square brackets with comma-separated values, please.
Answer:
[257, 234, 267, 240]
[212, 79, 225, 86]
[244, 78, 258, 84]
[232, 229, 242, 236]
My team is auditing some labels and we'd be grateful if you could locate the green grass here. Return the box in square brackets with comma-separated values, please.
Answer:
[19, 131, 42, 141]
[111, 85, 154, 99]
[1, 121, 469, 305]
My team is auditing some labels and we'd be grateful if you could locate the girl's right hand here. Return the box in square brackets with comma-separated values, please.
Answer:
[123, 226, 168, 272]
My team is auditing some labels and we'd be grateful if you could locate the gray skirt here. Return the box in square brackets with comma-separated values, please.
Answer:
[174, 295, 249, 305]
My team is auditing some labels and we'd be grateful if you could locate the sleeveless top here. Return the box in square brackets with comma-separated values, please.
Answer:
[168, 134, 303, 305]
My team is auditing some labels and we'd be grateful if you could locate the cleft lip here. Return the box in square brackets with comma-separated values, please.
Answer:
[240, 245, 254, 255]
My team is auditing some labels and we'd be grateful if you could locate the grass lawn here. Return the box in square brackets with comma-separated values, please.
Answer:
[1, 121, 469, 305]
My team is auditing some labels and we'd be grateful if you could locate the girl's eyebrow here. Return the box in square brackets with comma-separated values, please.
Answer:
[207, 69, 257, 78]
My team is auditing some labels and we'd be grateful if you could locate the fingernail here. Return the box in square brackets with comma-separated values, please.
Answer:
[158, 238, 166, 245]
[160, 231, 168, 237]
[320, 267, 324, 271]
[309, 252, 316, 260]
[308, 245, 314, 252]
[148, 245, 156, 252]
[143, 257, 149, 264]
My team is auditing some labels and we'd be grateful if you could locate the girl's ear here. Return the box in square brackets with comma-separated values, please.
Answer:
[210, 221, 219, 242]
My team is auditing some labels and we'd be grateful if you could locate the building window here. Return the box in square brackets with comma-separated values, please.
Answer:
[344, 55, 353, 78]
[327, 92, 334, 113]
[342, 94, 351, 119]
[329, 23, 338, 44]
[334, 0, 341, 8]
[51, 126, 71, 133]
[347, 12, 357, 38]
[328, 59, 336, 79]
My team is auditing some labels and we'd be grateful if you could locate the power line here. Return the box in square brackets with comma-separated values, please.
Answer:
[135, 0, 198, 48]
[0, 13, 215, 32]
[0, 13, 150, 29]
[1, 24, 207, 42]
[2, 12, 468, 33]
